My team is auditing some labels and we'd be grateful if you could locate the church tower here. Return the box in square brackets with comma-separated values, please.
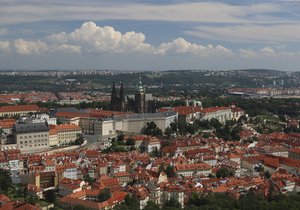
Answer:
[110, 82, 119, 111]
[119, 82, 126, 112]
[134, 77, 146, 113]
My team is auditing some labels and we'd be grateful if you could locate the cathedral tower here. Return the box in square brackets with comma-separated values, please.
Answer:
[110, 82, 119, 111]
[119, 82, 126, 111]
[134, 77, 146, 113]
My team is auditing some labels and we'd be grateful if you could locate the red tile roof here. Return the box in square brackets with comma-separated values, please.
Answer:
[0, 105, 40, 113]
[289, 148, 300, 154]
[50, 124, 81, 132]
[175, 163, 211, 171]
[200, 106, 230, 114]
[0, 119, 16, 128]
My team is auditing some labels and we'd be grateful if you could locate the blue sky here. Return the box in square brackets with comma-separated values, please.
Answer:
[0, 0, 300, 71]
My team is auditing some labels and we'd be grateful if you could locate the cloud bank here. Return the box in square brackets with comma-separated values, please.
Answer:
[0, 21, 298, 60]
[0, 22, 232, 57]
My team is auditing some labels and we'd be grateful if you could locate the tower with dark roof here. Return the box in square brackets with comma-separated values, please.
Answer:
[119, 82, 126, 111]
[110, 82, 119, 111]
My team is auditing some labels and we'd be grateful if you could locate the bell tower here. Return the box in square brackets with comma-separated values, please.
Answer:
[119, 82, 126, 111]
[134, 77, 146, 113]
[110, 82, 119, 111]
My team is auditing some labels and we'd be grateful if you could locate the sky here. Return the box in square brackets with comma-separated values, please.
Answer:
[0, 0, 300, 71]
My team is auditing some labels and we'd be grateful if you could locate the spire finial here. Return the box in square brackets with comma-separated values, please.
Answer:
[137, 76, 144, 92]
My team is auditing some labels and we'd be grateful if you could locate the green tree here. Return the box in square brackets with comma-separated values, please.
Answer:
[143, 121, 163, 137]
[28, 195, 38, 205]
[265, 170, 271, 179]
[126, 138, 135, 146]
[188, 192, 209, 207]
[73, 205, 88, 210]
[0, 169, 12, 192]
[144, 201, 160, 210]
[23, 183, 28, 201]
[216, 167, 235, 178]
[98, 188, 111, 203]
[83, 173, 95, 185]
[164, 127, 173, 138]
[124, 194, 139, 210]
[114, 204, 129, 210]
[165, 197, 181, 208]
[44, 189, 57, 203]
[165, 165, 176, 178]
[75, 133, 85, 145]
[117, 133, 125, 142]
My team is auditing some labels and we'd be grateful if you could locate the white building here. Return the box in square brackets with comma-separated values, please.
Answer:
[13, 122, 50, 153]
[32, 114, 57, 125]
[63, 167, 78, 180]
[143, 137, 161, 153]
[94, 112, 178, 137]
[200, 107, 233, 123]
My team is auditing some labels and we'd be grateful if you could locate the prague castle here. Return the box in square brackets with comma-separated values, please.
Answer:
[109, 78, 156, 113]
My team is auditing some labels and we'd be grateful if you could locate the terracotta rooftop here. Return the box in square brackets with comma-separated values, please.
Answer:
[0, 119, 16, 128]
[175, 163, 211, 171]
[289, 148, 300, 154]
[0, 105, 40, 113]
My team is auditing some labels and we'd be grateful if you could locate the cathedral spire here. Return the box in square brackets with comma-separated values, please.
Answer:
[110, 82, 119, 111]
[135, 77, 146, 113]
[119, 82, 125, 102]
[137, 76, 144, 92]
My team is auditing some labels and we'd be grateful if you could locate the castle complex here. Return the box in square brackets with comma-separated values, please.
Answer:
[109, 78, 155, 113]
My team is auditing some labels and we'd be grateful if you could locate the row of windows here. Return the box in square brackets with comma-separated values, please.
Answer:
[20, 143, 48, 148]
[19, 139, 48, 144]
[19, 134, 48, 139]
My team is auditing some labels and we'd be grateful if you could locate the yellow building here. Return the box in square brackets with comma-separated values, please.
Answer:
[49, 124, 82, 146]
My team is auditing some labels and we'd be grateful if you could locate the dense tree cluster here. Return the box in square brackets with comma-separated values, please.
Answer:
[202, 97, 300, 117]
[0, 169, 12, 192]
[216, 167, 235, 178]
[166, 119, 242, 141]
[143, 121, 163, 137]
[98, 188, 112, 202]
[74, 134, 85, 145]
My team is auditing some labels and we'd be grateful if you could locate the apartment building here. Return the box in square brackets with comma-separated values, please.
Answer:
[49, 124, 82, 146]
[0, 105, 40, 117]
[13, 122, 50, 153]
[175, 163, 212, 177]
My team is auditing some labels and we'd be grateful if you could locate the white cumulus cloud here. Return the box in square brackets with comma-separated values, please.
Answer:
[0, 41, 10, 53]
[158, 38, 232, 56]
[48, 22, 155, 54]
[260, 47, 276, 56]
[14, 39, 47, 55]
[1, 22, 299, 61]
[52, 44, 81, 54]
[239, 49, 258, 58]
